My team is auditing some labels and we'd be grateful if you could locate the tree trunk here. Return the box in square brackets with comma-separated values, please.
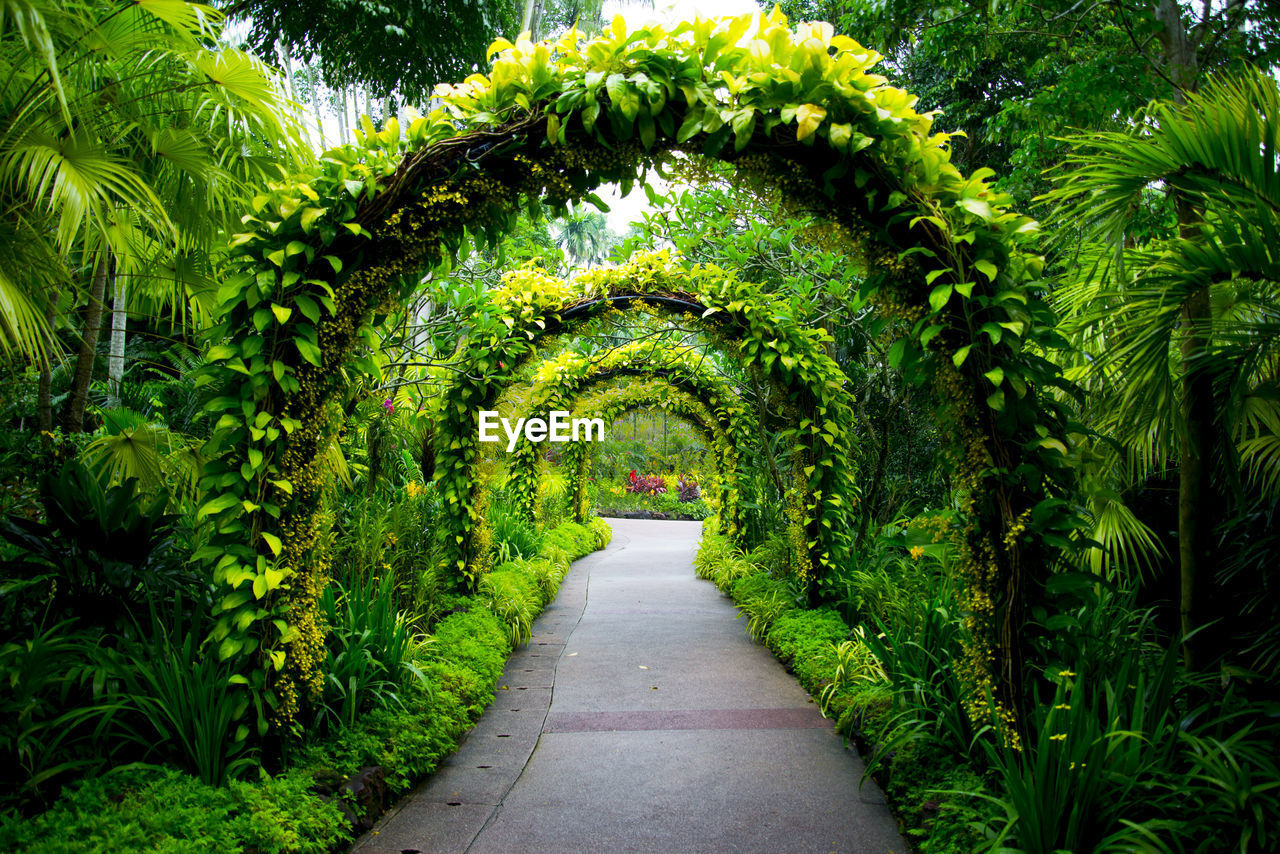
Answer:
[65, 256, 110, 433]
[107, 274, 127, 402]
[1157, 0, 1211, 668]
[37, 284, 60, 436]
[522, 0, 544, 39]
[857, 414, 890, 550]
[1178, 291, 1213, 667]
[309, 79, 327, 148]
[1155, 0, 1198, 100]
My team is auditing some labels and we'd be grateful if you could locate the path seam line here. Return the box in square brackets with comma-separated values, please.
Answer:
[460, 527, 618, 853]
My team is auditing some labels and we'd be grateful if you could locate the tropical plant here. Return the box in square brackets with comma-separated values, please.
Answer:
[552, 204, 614, 266]
[477, 568, 538, 647]
[80, 407, 203, 500]
[860, 573, 979, 768]
[231, 0, 522, 102]
[0, 0, 308, 427]
[104, 609, 255, 787]
[1047, 68, 1280, 667]
[0, 460, 189, 631]
[0, 623, 120, 808]
[316, 574, 430, 731]
[490, 495, 545, 562]
[819, 628, 887, 715]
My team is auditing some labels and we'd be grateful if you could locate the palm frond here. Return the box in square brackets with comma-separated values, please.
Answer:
[82, 407, 169, 489]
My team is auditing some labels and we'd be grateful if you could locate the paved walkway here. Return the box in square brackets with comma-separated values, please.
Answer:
[353, 519, 905, 854]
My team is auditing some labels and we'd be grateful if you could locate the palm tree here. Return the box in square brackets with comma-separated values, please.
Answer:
[553, 205, 613, 267]
[0, 0, 310, 426]
[1047, 68, 1280, 666]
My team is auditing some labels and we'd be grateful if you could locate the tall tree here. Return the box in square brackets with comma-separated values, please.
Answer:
[553, 206, 614, 267]
[779, 1, 1280, 207]
[224, 0, 523, 102]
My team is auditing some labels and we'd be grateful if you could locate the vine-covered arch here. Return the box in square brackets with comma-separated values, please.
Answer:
[435, 261, 859, 595]
[199, 9, 1077, 730]
[558, 380, 740, 528]
[500, 347, 753, 536]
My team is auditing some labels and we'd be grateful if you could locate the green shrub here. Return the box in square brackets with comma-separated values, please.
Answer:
[480, 567, 541, 646]
[693, 533, 754, 592]
[540, 521, 595, 561]
[0, 766, 348, 854]
[745, 531, 793, 576]
[693, 533, 734, 581]
[316, 574, 432, 731]
[521, 557, 566, 605]
[490, 501, 543, 563]
[587, 516, 613, 549]
[0, 623, 119, 809]
[535, 470, 572, 529]
[734, 578, 796, 642]
[430, 604, 510, 689]
[0, 517, 612, 853]
[102, 613, 255, 787]
[765, 608, 848, 660]
[977, 650, 1280, 854]
[764, 608, 850, 695]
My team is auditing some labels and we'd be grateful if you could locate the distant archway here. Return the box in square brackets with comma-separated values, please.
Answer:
[561, 380, 740, 530]
[503, 360, 749, 535]
[432, 264, 859, 593]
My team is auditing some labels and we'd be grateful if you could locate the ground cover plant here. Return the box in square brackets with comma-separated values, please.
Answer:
[1, 1, 1278, 852]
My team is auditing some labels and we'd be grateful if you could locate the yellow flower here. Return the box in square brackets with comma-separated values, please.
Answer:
[1049, 733, 1067, 742]
[908, 546, 924, 560]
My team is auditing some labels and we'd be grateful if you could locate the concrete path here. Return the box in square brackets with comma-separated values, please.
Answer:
[353, 519, 906, 854]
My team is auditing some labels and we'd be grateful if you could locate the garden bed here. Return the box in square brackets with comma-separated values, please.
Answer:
[597, 509, 707, 522]
[0, 520, 612, 854]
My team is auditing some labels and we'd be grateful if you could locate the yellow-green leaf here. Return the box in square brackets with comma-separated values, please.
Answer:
[795, 103, 826, 141]
[262, 531, 282, 557]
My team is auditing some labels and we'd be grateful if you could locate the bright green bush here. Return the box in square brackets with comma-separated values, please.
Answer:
[480, 567, 540, 647]
[693, 533, 755, 592]
[540, 521, 595, 561]
[0, 766, 347, 854]
[489, 496, 544, 562]
[316, 573, 432, 731]
[764, 609, 849, 696]
[587, 516, 612, 550]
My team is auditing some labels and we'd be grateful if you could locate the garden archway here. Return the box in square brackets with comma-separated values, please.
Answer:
[501, 353, 751, 535]
[432, 261, 859, 594]
[198, 10, 1077, 730]
[559, 380, 741, 530]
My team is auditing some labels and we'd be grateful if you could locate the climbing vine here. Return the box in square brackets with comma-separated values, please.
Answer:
[198, 9, 1077, 734]
[431, 255, 861, 597]
[506, 359, 748, 535]
[561, 380, 741, 530]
